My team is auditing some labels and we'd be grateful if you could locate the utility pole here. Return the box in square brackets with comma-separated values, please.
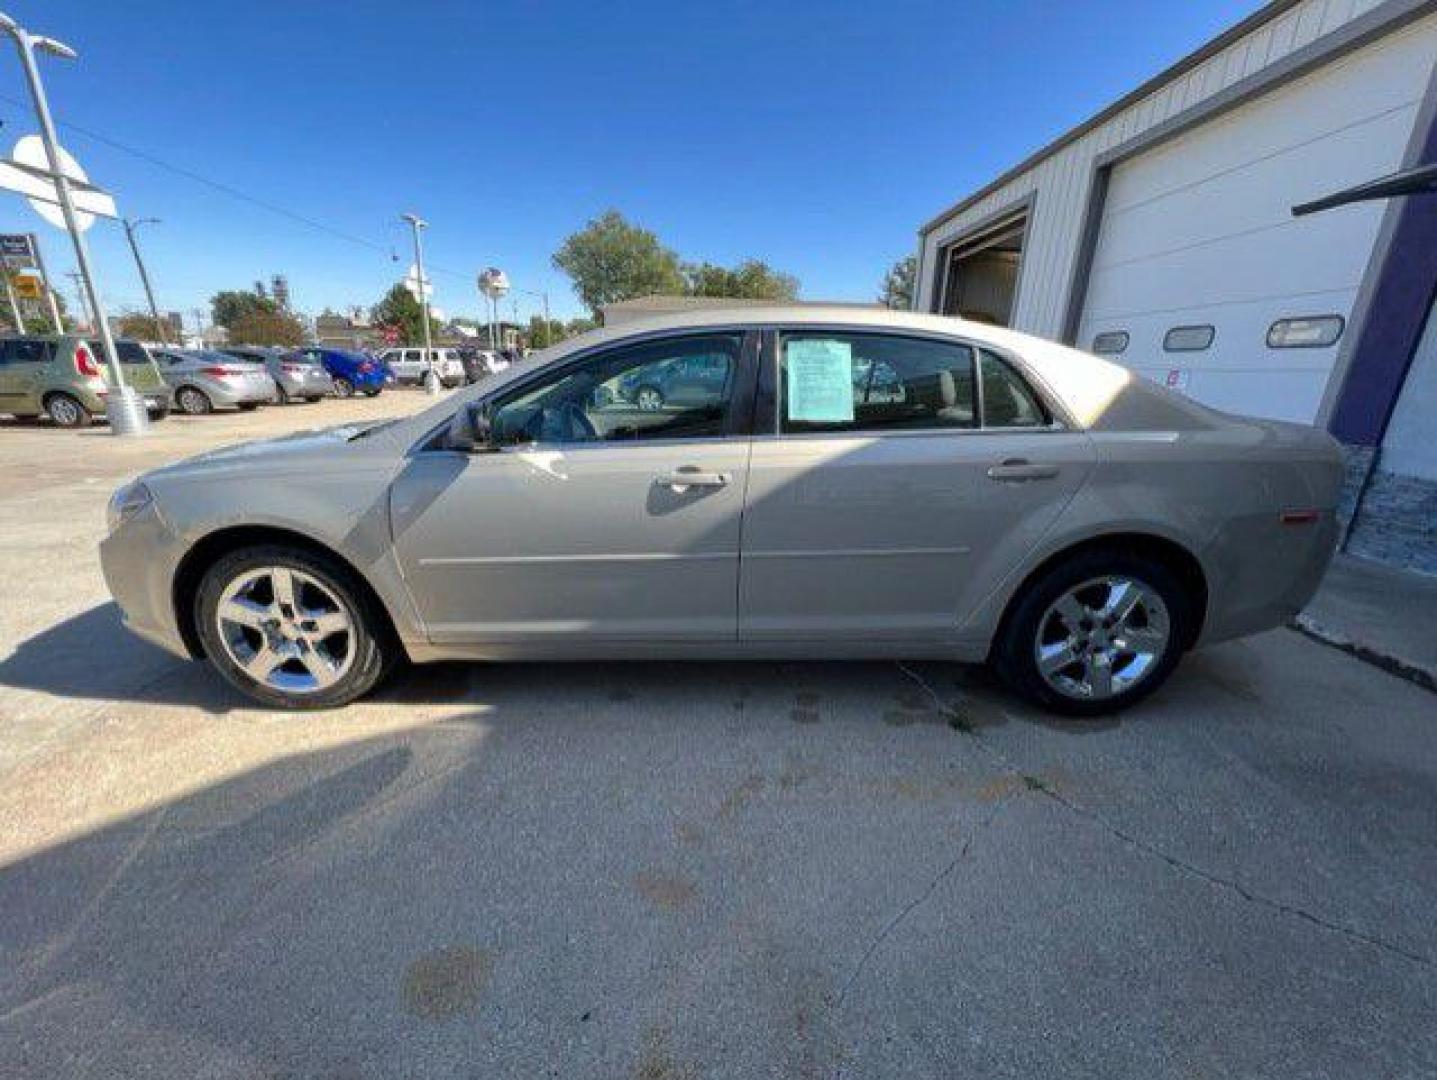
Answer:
[0, 12, 145, 434]
[66, 270, 90, 329]
[401, 212, 438, 395]
[123, 217, 165, 343]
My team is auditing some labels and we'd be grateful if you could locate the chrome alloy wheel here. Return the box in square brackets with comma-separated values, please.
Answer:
[215, 566, 356, 694]
[1033, 576, 1171, 701]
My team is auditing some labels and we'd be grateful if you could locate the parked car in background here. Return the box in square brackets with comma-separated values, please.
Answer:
[457, 348, 506, 384]
[152, 348, 275, 414]
[100, 307, 1342, 715]
[617, 350, 732, 411]
[0, 335, 171, 428]
[288, 346, 388, 398]
[375, 347, 465, 387]
[219, 346, 333, 403]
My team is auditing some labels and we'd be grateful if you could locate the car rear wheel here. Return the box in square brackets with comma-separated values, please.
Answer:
[362, 388, 381, 398]
[991, 549, 1191, 717]
[332, 377, 354, 398]
[176, 386, 213, 415]
[45, 392, 90, 428]
[195, 544, 393, 709]
[635, 385, 664, 411]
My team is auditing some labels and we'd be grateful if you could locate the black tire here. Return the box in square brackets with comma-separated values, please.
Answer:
[990, 548, 1193, 718]
[333, 377, 354, 398]
[195, 544, 394, 709]
[304, 396, 323, 404]
[237, 402, 261, 411]
[362, 388, 381, 398]
[176, 385, 213, 415]
[148, 407, 170, 423]
[45, 392, 91, 428]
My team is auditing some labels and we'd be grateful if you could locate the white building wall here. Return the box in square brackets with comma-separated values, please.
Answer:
[915, 0, 1396, 335]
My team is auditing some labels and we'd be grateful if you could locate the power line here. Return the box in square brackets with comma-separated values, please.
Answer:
[0, 90, 476, 281]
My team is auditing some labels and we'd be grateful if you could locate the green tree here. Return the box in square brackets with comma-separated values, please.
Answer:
[880, 255, 916, 310]
[116, 313, 172, 341]
[684, 259, 799, 301]
[3, 284, 70, 335]
[227, 308, 306, 346]
[371, 283, 440, 346]
[211, 289, 279, 332]
[552, 210, 685, 317]
[565, 316, 598, 337]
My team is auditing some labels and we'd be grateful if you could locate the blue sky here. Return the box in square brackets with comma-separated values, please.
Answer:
[0, 0, 1262, 326]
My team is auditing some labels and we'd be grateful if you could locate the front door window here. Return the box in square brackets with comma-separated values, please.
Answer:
[491, 333, 742, 445]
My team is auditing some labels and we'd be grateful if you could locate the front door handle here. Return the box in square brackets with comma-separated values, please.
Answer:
[656, 467, 731, 493]
[986, 458, 1060, 483]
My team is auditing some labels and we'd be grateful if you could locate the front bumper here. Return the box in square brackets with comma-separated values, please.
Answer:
[99, 501, 191, 659]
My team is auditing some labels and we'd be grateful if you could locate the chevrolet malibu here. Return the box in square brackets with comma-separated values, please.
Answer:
[100, 308, 1342, 716]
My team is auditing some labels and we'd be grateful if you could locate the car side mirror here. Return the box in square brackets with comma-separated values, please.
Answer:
[447, 402, 498, 453]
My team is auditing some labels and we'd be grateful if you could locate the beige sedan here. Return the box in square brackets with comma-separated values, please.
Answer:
[100, 308, 1341, 715]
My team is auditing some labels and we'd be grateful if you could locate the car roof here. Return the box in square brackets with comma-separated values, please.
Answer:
[382, 305, 1230, 445]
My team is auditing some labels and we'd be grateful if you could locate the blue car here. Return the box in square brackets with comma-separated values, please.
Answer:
[289, 347, 391, 398]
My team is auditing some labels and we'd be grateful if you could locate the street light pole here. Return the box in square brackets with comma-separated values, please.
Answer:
[123, 217, 166, 344]
[401, 212, 439, 395]
[0, 11, 146, 434]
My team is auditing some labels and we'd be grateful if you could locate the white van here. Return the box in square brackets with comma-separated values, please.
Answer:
[377, 347, 466, 387]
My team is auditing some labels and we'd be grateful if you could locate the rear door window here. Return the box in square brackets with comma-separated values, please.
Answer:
[978, 350, 1048, 428]
[1, 339, 56, 365]
[778, 331, 976, 434]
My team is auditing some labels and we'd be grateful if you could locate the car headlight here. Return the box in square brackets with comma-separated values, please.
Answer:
[106, 480, 154, 533]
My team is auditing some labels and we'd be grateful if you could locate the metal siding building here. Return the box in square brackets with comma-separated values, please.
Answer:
[916, 0, 1437, 572]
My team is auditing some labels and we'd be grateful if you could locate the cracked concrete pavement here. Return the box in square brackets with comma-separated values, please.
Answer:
[1, 396, 1434, 1079]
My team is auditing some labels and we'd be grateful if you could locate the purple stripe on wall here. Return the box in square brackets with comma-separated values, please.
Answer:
[1328, 104, 1437, 446]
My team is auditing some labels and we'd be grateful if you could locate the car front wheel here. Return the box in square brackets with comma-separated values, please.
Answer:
[195, 545, 393, 709]
[991, 549, 1191, 717]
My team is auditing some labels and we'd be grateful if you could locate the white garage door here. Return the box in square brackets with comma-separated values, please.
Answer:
[1077, 18, 1437, 423]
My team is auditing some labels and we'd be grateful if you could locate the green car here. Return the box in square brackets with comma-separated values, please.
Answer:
[0, 335, 172, 428]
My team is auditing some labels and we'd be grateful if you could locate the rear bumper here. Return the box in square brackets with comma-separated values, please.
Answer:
[1199, 510, 1340, 645]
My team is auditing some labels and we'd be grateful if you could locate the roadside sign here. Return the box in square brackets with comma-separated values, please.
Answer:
[0, 234, 33, 258]
[12, 270, 44, 299]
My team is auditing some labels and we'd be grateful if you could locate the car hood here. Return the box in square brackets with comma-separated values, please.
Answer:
[145, 421, 402, 480]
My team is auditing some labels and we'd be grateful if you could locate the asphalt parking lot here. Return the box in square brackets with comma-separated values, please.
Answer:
[0, 395, 1433, 1079]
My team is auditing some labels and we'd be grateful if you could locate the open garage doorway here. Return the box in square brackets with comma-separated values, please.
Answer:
[938, 208, 1028, 326]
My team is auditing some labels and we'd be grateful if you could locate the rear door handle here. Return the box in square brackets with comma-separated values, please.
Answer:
[656, 467, 731, 493]
[986, 458, 1059, 483]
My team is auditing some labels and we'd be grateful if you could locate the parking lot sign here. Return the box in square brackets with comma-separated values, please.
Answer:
[0, 234, 33, 259]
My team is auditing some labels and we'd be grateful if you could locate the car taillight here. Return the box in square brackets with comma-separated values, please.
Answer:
[74, 343, 101, 379]
[200, 366, 238, 377]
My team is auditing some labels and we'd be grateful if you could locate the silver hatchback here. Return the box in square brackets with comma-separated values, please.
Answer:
[101, 308, 1341, 716]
